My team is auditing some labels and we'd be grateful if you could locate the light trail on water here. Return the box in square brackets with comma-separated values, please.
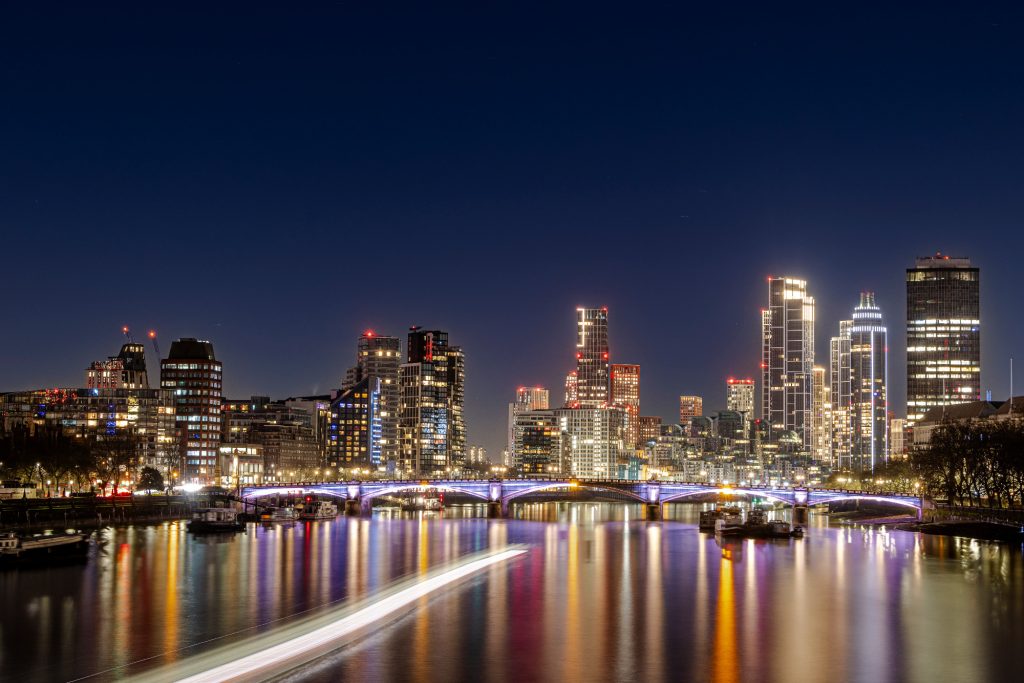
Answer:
[130, 546, 527, 683]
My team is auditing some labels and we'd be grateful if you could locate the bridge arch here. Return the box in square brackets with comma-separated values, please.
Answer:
[502, 481, 647, 505]
[242, 486, 349, 500]
[659, 487, 796, 507]
[809, 494, 922, 511]
[359, 483, 491, 504]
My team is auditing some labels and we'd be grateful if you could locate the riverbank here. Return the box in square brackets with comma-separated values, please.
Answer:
[896, 520, 1024, 542]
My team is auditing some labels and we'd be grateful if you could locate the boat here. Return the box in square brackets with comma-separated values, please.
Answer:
[0, 531, 90, 564]
[714, 507, 745, 536]
[298, 500, 339, 520]
[187, 507, 245, 533]
[259, 507, 299, 522]
[700, 505, 743, 532]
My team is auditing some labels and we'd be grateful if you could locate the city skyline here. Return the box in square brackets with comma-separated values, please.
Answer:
[0, 254, 1009, 463]
[4, 6, 1024, 462]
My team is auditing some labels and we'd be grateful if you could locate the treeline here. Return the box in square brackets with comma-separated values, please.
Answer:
[0, 425, 160, 494]
[913, 418, 1024, 508]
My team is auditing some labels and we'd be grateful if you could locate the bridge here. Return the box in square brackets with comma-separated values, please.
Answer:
[239, 479, 925, 521]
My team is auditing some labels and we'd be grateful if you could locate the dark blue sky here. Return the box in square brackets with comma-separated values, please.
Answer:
[2, 4, 1023, 458]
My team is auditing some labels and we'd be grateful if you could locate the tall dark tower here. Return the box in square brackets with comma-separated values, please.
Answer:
[906, 254, 980, 427]
[160, 338, 222, 484]
[575, 307, 609, 408]
[761, 277, 815, 448]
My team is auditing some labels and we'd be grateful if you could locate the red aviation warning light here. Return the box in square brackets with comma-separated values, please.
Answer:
[364, 329, 375, 338]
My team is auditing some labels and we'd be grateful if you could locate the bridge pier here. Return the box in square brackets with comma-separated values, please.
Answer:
[345, 498, 361, 516]
[643, 503, 661, 521]
[487, 501, 503, 518]
[793, 505, 809, 525]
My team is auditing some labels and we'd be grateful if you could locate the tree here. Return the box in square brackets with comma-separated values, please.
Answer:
[137, 466, 165, 492]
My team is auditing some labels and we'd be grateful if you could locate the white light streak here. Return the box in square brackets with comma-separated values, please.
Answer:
[172, 547, 526, 683]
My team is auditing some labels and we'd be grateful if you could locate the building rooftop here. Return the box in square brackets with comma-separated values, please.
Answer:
[913, 253, 974, 269]
[918, 400, 998, 423]
[165, 338, 217, 361]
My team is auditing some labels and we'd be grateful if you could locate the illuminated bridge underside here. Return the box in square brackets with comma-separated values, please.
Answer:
[241, 480, 923, 513]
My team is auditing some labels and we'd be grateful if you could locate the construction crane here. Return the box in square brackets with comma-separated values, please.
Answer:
[148, 330, 161, 360]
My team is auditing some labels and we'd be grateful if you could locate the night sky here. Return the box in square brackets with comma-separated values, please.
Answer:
[3, 4, 1024, 459]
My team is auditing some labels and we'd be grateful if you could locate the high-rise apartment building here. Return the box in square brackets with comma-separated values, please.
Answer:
[610, 364, 640, 448]
[86, 343, 150, 390]
[507, 387, 550, 464]
[516, 387, 549, 411]
[906, 254, 981, 426]
[329, 376, 382, 470]
[725, 378, 755, 420]
[511, 410, 565, 474]
[160, 338, 222, 484]
[554, 407, 626, 478]
[344, 331, 401, 465]
[638, 416, 663, 444]
[679, 395, 703, 423]
[399, 327, 465, 475]
[849, 292, 888, 472]
[761, 277, 815, 448]
[830, 320, 853, 470]
[810, 366, 831, 461]
[575, 307, 610, 408]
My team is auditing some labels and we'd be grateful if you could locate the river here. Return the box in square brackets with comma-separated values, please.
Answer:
[1, 503, 1022, 682]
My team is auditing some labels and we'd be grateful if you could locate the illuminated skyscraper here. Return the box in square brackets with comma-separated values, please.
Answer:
[906, 254, 981, 426]
[344, 331, 401, 465]
[160, 338, 222, 483]
[399, 327, 465, 474]
[849, 292, 888, 472]
[830, 320, 852, 469]
[678, 395, 703, 422]
[610, 364, 641, 448]
[575, 307, 609, 408]
[761, 277, 815, 448]
[810, 366, 831, 461]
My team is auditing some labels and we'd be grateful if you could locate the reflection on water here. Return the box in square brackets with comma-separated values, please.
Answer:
[0, 503, 1022, 682]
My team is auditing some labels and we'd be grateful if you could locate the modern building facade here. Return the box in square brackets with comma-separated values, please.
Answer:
[762, 277, 815, 448]
[638, 416, 662, 444]
[575, 307, 610, 408]
[830, 320, 853, 469]
[906, 254, 981, 426]
[329, 377, 382, 471]
[725, 378, 755, 421]
[679, 395, 703, 423]
[554, 407, 626, 478]
[160, 338, 222, 484]
[0, 386, 176, 477]
[398, 327, 466, 475]
[810, 366, 831, 462]
[610, 364, 640, 448]
[344, 331, 401, 465]
[849, 292, 888, 472]
[507, 387, 551, 465]
[511, 410, 565, 474]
